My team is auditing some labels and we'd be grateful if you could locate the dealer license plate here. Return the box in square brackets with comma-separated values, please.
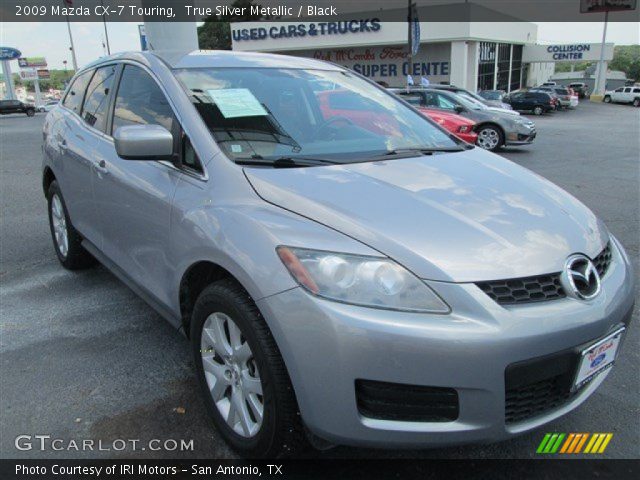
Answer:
[573, 327, 625, 391]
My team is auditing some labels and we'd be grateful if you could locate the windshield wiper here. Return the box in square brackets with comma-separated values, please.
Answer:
[235, 155, 340, 168]
[381, 146, 469, 157]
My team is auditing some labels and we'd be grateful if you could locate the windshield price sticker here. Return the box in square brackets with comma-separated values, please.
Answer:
[206, 89, 268, 119]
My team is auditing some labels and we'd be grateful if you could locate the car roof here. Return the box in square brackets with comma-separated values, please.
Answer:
[81, 50, 343, 72]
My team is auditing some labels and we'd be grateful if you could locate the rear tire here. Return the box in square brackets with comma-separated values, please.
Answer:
[533, 106, 543, 116]
[633, 98, 640, 107]
[47, 181, 95, 270]
[603, 95, 612, 103]
[191, 279, 308, 458]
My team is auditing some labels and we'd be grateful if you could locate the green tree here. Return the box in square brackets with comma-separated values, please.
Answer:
[197, 0, 265, 50]
[609, 45, 640, 82]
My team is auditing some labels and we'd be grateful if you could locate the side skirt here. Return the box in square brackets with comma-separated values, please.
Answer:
[81, 239, 182, 331]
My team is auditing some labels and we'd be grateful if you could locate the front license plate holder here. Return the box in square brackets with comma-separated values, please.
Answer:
[572, 327, 625, 391]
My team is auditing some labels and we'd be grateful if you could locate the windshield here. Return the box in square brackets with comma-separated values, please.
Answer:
[456, 92, 489, 110]
[174, 68, 458, 164]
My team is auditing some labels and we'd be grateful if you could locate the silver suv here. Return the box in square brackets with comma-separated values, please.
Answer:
[42, 51, 635, 457]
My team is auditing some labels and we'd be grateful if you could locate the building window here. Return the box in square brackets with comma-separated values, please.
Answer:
[496, 44, 511, 91]
[510, 45, 523, 92]
[477, 42, 497, 91]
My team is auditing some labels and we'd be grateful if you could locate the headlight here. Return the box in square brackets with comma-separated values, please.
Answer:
[277, 247, 450, 313]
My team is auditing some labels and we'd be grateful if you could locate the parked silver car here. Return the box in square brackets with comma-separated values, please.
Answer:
[43, 51, 635, 457]
[394, 88, 536, 151]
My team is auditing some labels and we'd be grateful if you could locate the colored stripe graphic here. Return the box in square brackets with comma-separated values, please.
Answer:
[539, 433, 613, 454]
[585, 433, 613, 453]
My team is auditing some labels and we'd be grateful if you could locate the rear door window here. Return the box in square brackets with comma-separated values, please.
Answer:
[81, 65, 117, 132]
[62, 70, 94, 115]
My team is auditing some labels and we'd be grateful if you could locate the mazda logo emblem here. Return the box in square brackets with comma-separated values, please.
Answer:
[563, 254, 601, 300]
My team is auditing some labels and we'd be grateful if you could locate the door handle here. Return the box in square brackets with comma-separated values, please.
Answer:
[57, 139, 67, 150]
[94, 159, 109, 175]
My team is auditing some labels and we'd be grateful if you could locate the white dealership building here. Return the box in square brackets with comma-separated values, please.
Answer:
[230, 20, 614, 92]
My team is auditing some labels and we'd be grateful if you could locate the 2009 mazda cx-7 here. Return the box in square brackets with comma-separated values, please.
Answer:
[42, 51, 634, 457]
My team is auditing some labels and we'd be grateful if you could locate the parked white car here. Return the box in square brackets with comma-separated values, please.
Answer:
[603, 86, 640, 107]
[38, 100, 59, 112]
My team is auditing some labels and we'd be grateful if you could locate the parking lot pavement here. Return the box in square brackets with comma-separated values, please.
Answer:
[1, 102, 638, 460]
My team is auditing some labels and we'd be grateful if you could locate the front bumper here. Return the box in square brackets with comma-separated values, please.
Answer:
[505, 126, 536, 146]
[456, 132, 478, 145]
[257, 239, 635, 448]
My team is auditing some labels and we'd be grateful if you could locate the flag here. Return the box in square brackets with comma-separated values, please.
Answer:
[407, 75, 415, 86]
[409, 3, 420, 56]
[421, 77, 430, 87]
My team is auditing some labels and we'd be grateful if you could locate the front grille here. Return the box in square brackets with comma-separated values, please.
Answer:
[505, 346, 581, 425]
[593, 242, 613, 277]
[476, 273, 565, 305]
[506, 375, 578, 424]
[355, 380, 459, 422]
[477, 242, 612, 306]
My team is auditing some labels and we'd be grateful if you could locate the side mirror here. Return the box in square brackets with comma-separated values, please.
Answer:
[113, 124, 174, 160]
[454, 105, 465, 114]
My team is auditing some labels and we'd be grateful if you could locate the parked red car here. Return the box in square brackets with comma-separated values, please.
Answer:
[418, 107, 478, 144]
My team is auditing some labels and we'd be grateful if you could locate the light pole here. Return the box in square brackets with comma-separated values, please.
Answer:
[101, 0, 111, 55]
[66, 16, 78, 72]
[594, 11, 609, 97]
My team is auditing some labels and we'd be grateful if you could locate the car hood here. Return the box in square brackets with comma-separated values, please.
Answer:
[245, 149, 608, 282]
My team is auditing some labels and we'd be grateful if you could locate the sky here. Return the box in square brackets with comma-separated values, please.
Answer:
[0, 21, 638, 71]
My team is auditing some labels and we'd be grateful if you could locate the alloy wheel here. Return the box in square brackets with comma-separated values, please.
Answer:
[51, 194, 69, 257]
[533, 106, 543, 115]
[477, 128, 500, 150]
[200, 312, 264, 438]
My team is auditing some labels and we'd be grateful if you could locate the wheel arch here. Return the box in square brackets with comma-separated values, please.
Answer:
[178, 260, 236, 338]
[42, 167, 56, 197]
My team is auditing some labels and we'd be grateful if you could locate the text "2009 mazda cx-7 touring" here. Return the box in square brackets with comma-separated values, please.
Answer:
[42, 51, 635, 457]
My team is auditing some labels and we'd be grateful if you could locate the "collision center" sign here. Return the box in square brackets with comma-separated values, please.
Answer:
[522, 43, 614, 63]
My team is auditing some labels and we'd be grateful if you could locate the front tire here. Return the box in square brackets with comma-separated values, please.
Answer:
[603, 95, 612, 103]
[191, 279, 307, 458]
[47, 181, 95, 270]
[633, 98, 640, 107]
[476, 125, 504, 151]
[26, 109, 35, 117]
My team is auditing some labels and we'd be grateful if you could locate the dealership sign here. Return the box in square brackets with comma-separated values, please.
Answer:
[291, 44, 451, 84]
[232, 19, 381, 42]
[0, 47, 21, 61]
[580, 0, 637, 13]
[522, 43, 614, 62]
[18, 56, 47, 68]
[19, 69, 38, 81]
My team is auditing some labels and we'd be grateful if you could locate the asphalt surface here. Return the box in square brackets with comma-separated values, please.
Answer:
[1, 101, 639, 460]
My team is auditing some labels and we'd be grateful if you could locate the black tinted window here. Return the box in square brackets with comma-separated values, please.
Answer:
[112, 65, 175, 134]
[81, 65, 116, 132]
[182, 136, 203, 173]
[62, 70, 93, 114]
